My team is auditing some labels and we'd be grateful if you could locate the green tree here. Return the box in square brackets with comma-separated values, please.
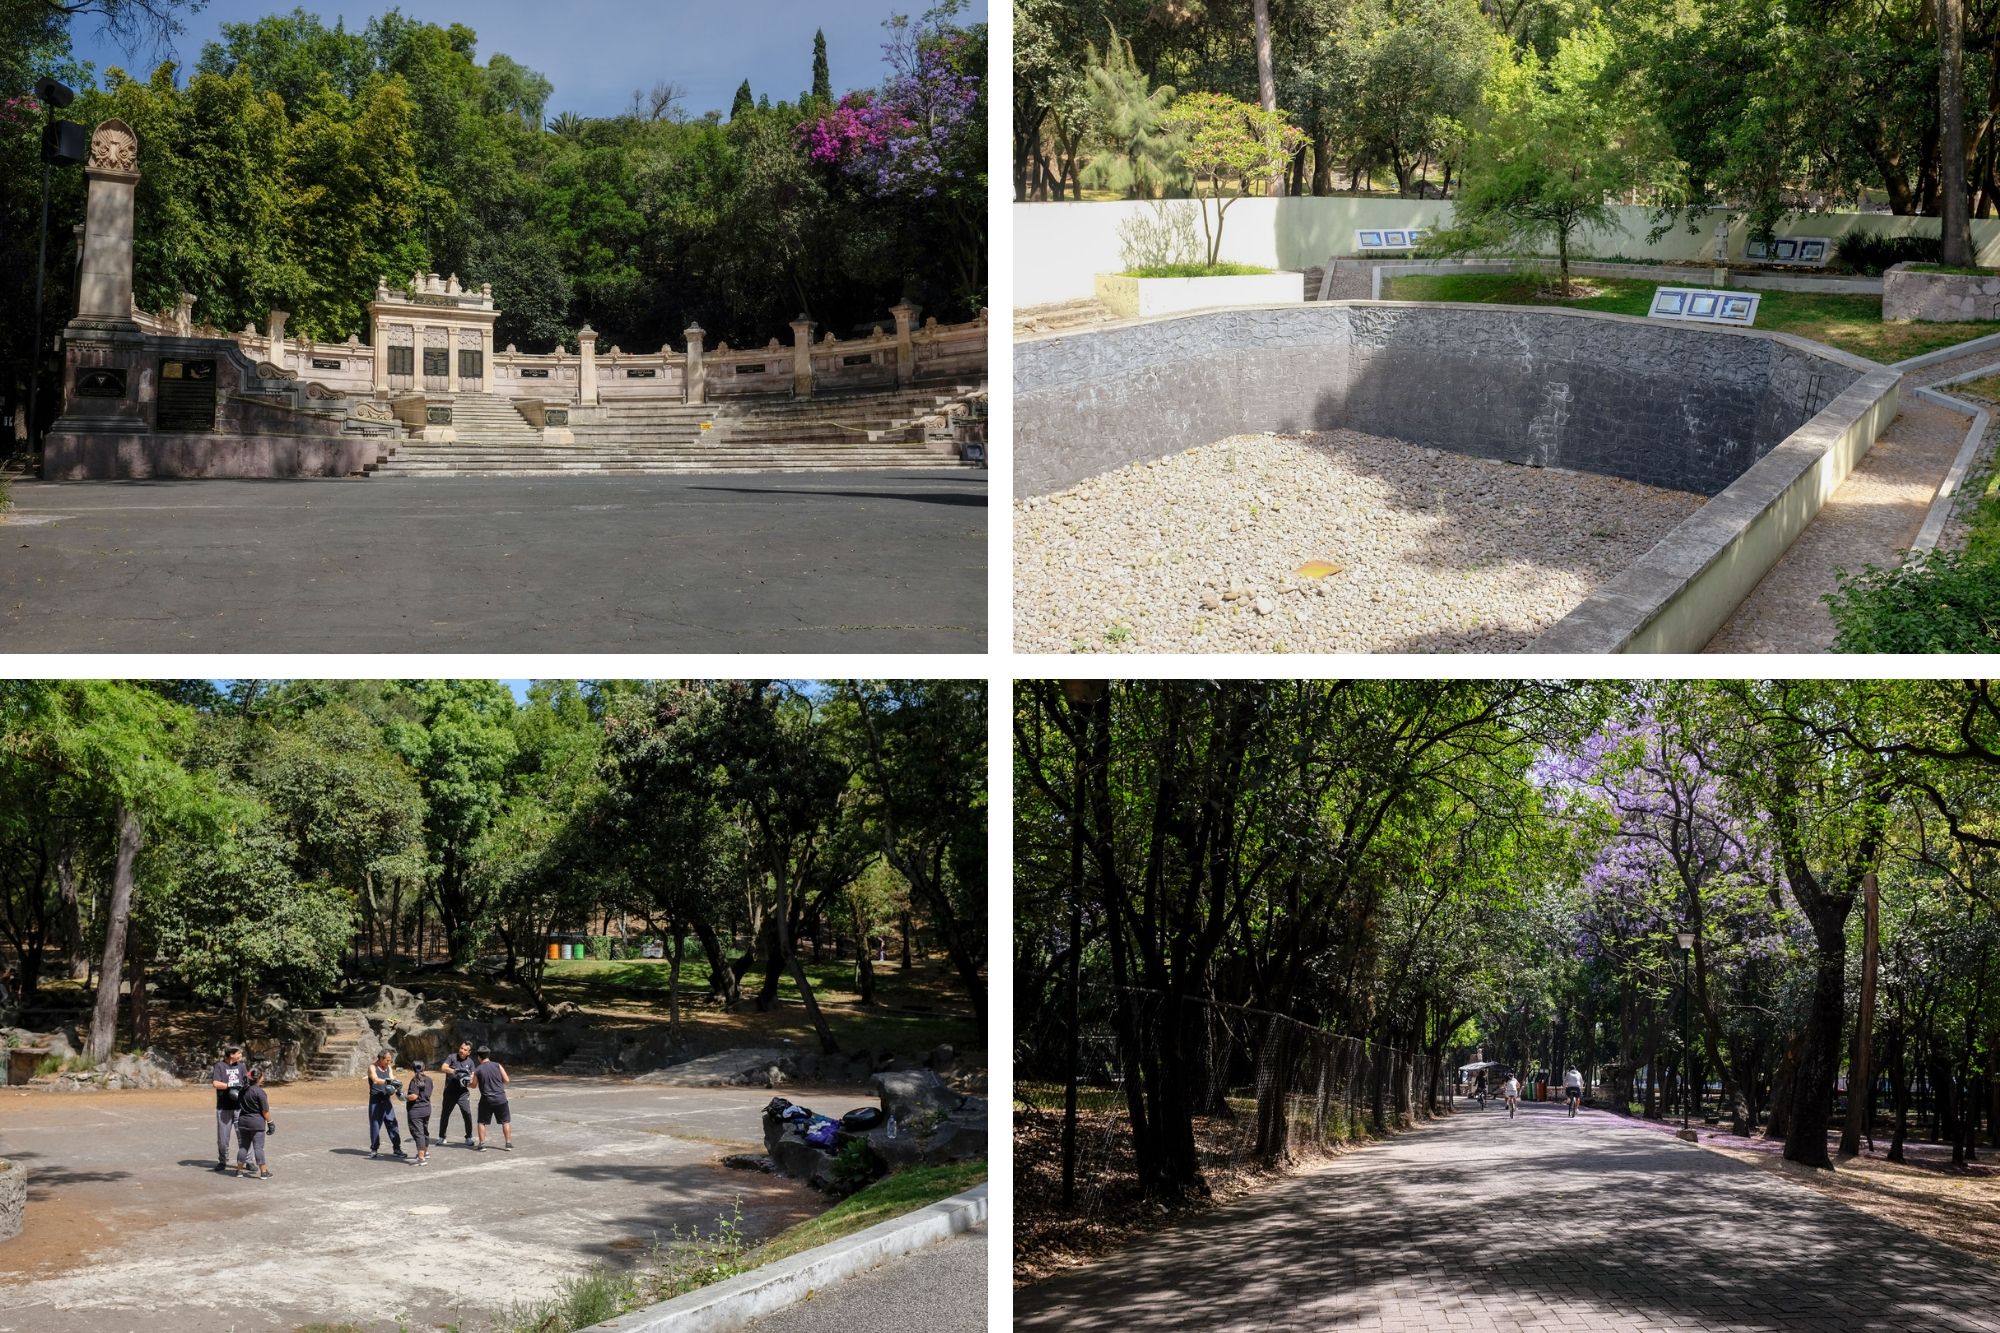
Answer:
[811, 28, 832, 103]
[1157, 91, 1303, 265]
[1429, 21, 1660, 294]
[1082, 24, 1179, 198]
[730, 78, 753, 120]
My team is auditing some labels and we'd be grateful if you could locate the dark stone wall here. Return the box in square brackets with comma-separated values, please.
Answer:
[40, 433, 379, 479]
[1014, 304, 1868, 498]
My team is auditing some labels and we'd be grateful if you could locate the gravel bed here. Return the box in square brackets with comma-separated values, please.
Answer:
[1014, 430, 1707, 653]
[1903, 346, 2000, 386]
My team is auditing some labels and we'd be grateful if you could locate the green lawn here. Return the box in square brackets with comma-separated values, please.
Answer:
[538, 954, 981, 1056]
[1383, 272, 2000, 364]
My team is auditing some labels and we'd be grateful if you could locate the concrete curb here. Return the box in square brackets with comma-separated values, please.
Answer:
[1908, 370, 1996, 553]
[585, 1182, 988, 1333]
[1890, 329, 2000, 372]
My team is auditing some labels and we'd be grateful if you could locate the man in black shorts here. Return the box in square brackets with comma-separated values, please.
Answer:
[473, 1047, 513, 1151]
[439, 1040, 477, 1146]
[208, 1045, 248, 1170]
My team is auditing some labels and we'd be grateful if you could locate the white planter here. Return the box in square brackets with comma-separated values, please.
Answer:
[1095, 270, 1303, 320]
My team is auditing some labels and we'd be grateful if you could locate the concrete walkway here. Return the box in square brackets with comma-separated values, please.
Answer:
[1704, 395, 1971, 652]
[743, 1224, 987, 1333]
[0, 470, 985, 652]
[1017, 1100, 2000, 1332]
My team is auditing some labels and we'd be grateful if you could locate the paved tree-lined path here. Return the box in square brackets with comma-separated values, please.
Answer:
[1017, 1101, 2000, 1332]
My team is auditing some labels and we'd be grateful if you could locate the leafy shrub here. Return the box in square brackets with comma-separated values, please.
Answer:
[1826, 548, 2000, 651]
[829, 1139, 886, 1197]
[586, 935, 612, 961]
[1834, 230, 1942, 276]
[1119, 262, 1272, 277]
[1116, 199, 1204, 271]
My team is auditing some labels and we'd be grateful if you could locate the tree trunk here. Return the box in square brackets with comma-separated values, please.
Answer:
[1941, 0, 1976, 264]
[58, 841, 86, 981]
[851, 894, 876, 1005]
[1840, 870, 1881, 1157]
[1252, 0, 1281, 195]
[87, 807, 141, 1065]
[668, 920, 683, 1044]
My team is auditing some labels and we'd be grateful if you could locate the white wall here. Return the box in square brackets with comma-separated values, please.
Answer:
[1016, 197, 2000, 308]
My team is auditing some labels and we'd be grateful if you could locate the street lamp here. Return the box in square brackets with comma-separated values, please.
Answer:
[1675, 929, 1696, 1141]
[26, 76, 85, 455]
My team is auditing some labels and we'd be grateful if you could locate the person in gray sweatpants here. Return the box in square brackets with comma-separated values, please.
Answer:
[208, 1045, 247, 1171]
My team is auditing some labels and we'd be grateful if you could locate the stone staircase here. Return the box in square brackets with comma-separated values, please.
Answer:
[555, 1035, 623, 1076]
[302, 1010, 377, 1080]
[363, 384, 981, 476]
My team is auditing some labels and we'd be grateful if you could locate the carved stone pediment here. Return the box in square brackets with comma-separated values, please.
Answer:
[254, 361, 287, 379]
[351, 401, 395, 422]
[89, 120, 138, 173]
[305, 381, 340, 399]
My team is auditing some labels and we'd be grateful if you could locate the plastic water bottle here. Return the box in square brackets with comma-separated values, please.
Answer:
[886, 1114, 898, 1140]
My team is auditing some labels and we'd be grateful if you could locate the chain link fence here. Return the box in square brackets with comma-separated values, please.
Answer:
[1015, 987, 1438, 1278]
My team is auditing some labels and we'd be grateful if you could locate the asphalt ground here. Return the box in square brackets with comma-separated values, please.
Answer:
[0, 471, 986, 652]
[1017, 1099, 2000, 1332]
[0, 1075, 877, 1332]
[742, 1223, 987, 1333]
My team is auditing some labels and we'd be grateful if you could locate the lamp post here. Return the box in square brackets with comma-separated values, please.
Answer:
[26, 76, 84, 455]
[1675, 929, 1696, 1142]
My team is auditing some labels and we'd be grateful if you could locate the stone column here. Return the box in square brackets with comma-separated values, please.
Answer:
[266, 309, 288, 367]
[413, 320, 428, 389]
[371, 311, 389, 394]
[480, 324, 495, 392]
[576, 324, 598, 405]
[890, 300, 919, 388]
[172, 292, 195, 336]
[684, 323, 706, 405]
[790, 316, 816, 398]
[446, 324, 461, 393]
[74, 120, 141, 331]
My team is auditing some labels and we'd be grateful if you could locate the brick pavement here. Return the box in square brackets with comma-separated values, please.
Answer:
[1016, 1099, 2000, 1332]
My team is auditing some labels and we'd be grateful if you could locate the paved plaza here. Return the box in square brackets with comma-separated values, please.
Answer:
[0, 470, 985, 652]
[1017, 1100, 2000, 1332]
[0, 1075, 867, 1332]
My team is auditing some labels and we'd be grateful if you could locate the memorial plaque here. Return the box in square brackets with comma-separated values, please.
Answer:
[737, 362, 766, 375]
[545, 408, 569, 426]
[75, 367, 127, 398]
[155, 357, 216, 432]
[422, 347, 449, 377]
[387, 345, 414, 376]
[843, 354, 872, 366]
[459, 349, 483, 379]
[311, 357, 341, 370]
[519, 367, 550, 378]
[425, 405, 452, 425]
[625, 368, 657, 378]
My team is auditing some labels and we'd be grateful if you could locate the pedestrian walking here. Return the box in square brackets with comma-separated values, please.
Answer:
[209, 1044, 248, 1171]
[233, 1068, 274, 1179]
[439, 1040, 477, 1145]
[473, 1047, 512, 1151]
[406, 1059, 433, 1166]
[367, 1050, 407, 1159]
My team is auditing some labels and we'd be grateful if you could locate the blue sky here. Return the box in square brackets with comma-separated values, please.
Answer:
[68, 0, 987, 120]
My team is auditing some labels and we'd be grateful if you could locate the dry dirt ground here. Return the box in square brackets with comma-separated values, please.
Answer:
[0, 1075, 875, 1333]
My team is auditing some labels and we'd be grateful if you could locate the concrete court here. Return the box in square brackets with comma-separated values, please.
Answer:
[0, 470, 985, 652]
[1017, 1099, 2000, 1333]
[742, 1224, 987, 1333]
[0, 1075, 873, 1332]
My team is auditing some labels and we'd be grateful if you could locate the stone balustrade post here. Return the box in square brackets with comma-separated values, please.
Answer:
[173, 291, 195, 336]
[576, 324, 598, 405]
[684, 322, 706, 405]
[890, 300, 920, 388]
[790, 315, 816, 398]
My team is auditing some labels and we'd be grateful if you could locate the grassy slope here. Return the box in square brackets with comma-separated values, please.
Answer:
[1384, 272, 2000, 364]
[751, 1160, 988, 1264]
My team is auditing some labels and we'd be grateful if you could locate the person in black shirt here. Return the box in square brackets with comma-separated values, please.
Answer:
[234, 1067, 274, 1179]
[406, 1059, 434, 1166]
[473, 1048, 513, 1151]
[439, 1040, 477, 1146]
[209, 1045, 248, 1171]
[366, 1050, 407, 1159]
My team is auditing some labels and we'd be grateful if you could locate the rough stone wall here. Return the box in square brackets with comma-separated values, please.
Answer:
[1015, 303, 1867, 498]
[0, 1160, 23, 1242]
[1882, 263, 2000, 321]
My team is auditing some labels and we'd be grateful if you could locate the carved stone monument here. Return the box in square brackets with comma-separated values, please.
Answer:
[42, 120, 377, 478]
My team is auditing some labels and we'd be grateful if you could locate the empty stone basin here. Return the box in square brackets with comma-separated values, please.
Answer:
[1014, 302, 1902, 652]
